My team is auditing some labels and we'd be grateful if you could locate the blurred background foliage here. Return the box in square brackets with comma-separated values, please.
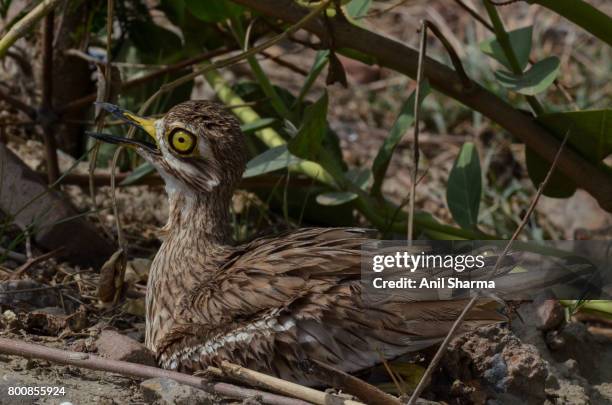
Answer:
[0, 0, 611, 255]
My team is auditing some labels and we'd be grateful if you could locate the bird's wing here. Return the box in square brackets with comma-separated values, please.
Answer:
[159, 227, 504, 382]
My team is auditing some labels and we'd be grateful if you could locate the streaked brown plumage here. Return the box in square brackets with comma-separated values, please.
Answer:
[93, 100, 505, 384]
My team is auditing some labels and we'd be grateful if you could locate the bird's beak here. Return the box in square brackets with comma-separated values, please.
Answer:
[87, 103, 159, 154]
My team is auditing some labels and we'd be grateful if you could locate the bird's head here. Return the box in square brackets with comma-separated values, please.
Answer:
[90, 100, 247, 197]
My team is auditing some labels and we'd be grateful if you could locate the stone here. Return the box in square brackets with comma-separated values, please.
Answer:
[0, 143, 113, 268]
[140, 378, 215, 405]
[96, 330, 156, 367]
[443, 325, 549, 404]
[533, 291, 564, 331]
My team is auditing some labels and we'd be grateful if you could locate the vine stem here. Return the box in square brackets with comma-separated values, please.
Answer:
[407, 21, 427, 244]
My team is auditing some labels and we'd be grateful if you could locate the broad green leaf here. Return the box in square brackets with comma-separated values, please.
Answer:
[120, 162, 155, 186]
[526, 109, 612, 198]
[243, 145, 301, 178]
[371, 80, 430, 196]
[525, 147, 576, 198]
[288, 92, 329, 160]
[538, 110, 612, 163]
[347, 0, 372, 18]
[446, 142, 482, 230]
[494, 57, 560, 95]
[185, 0, 243, 22]
[480, 26, 533, 71]
[316, 191, 358, 206]
[240, 118, 277, 135]
[295, 51, 330, 106]
[346, 167, 371, 190]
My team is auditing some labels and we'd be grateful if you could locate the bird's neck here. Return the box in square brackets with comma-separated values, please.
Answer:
[162, 189, 233, 247]
[146, 188, 233, 353]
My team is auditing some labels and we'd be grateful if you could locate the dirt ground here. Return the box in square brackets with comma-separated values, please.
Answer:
[1, 0, 611, 404]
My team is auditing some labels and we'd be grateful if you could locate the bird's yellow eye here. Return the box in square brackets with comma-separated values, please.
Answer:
[168, 130, 196, 155]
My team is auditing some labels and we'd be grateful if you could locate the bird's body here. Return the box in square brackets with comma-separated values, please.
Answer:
[146, 224, 501, 383]
[93, 100, 505, 384]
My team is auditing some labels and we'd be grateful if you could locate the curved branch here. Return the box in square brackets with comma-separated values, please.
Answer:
[0, 0, 64, 59]
[0, 337, 311, 405]
[229, 0, 612, 212]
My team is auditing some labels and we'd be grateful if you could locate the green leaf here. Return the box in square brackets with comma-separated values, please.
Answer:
[240, 118, 277, 135]
[480, 26, 533, 71]
[295, 51, 330, 106]
[525, 109, 612, 198]
[538, 109, 612, 164]
[185, 0, 243, 22]
[371, 80, 430, 196]
[346, 167, 371, 190]
[316, 191, 358, 206]
[346, 0, 372, 18]
[120, 162, 155, 186]
[494, 56, 560, 95]
[525, 147, 576, 198]
[446, 142, 482, 230]
[243, 145, 301, 178]
[288, 92, 329, 161]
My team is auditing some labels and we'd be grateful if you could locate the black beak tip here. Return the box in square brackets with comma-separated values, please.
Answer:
[94, 102, 127, 118]
[86, 131, 119, 144]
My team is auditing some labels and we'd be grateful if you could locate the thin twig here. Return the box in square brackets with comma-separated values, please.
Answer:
[9, 247, 63, 279]
[0, 89, 36, 118]
[378, 349, 405, 396]
[407, 130, 571, 404]
[260, 50, 309, 76]
[452, 0, 494, 30]
[40, 11, 60, 183]
[140, 0, 332, 115]
[24, 230, 32, 260]
[57, 47, 234, 115]
[359, 0, 410, 19]
[214, 361, 365, 405]
[53, 172, 314, 188]
[305, 359, 401, 405]
[407, 21, 427, 244]
[422, 20, 472, 90]
[87, 0, 116, 243]
[0, 338, 312, 405]
[0, 281, 77, 294]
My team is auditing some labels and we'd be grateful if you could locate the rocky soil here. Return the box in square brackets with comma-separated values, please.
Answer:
[0, 292, 611, 404]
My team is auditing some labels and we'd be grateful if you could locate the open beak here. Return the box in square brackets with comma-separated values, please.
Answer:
[87, 103, 160, 154]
